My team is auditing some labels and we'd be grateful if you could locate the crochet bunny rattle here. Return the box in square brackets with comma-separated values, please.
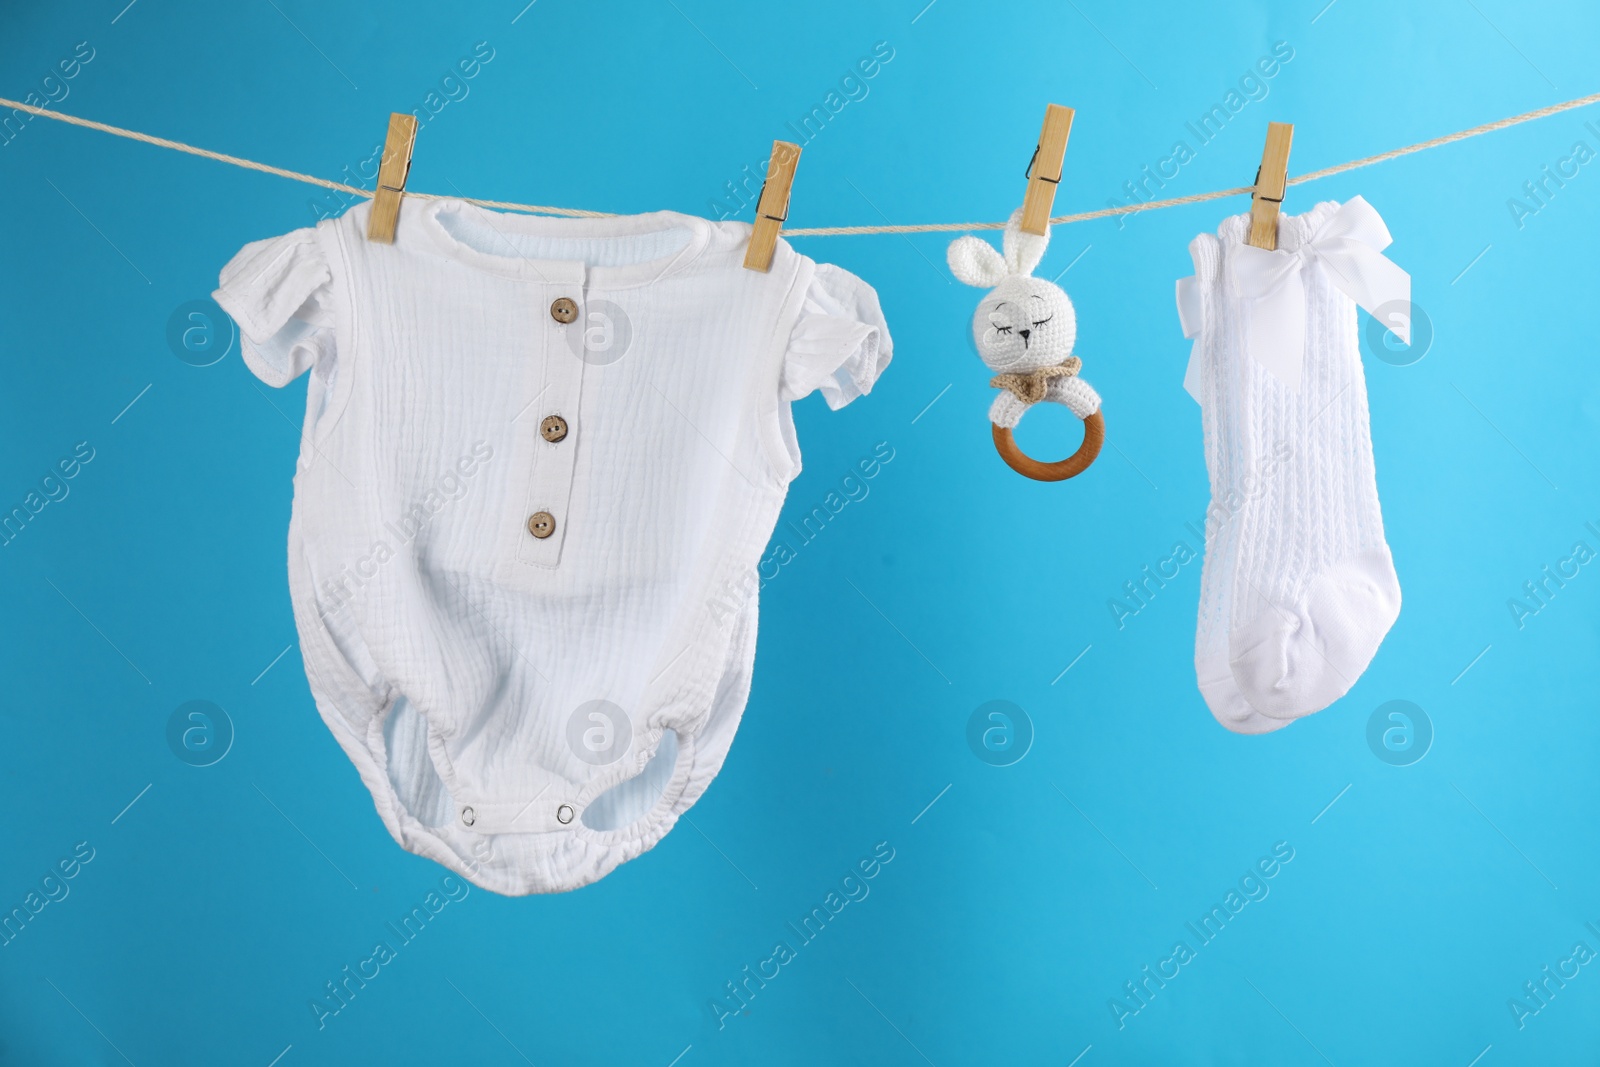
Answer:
[948, 208, 1104, 481]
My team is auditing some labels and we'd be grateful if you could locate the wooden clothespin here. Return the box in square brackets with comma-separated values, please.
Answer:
[743, 140, 801, 272]
[367, 112, 419, 243]
[1247, 122, 1294, 250]
[1020, 104, 1074, 236]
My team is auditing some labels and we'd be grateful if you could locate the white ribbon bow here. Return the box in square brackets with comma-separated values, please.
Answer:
[1229, 195, 1410, 392]
[1176, 274, 1203, 401]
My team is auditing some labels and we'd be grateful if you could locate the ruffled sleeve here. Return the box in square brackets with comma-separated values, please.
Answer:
[780, 263, 892, 409]
[212, 227, 336, 388]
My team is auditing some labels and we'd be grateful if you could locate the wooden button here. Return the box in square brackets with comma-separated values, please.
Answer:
[550, 297, 578, 324]
[527, 511, 556, 539]
[540, 415, 569, 443]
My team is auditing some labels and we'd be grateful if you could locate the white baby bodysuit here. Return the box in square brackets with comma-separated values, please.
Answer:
[215, 199, 891, 895]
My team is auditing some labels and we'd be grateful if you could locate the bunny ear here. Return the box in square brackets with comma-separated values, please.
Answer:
[947, 235, 1008, 288]
[1001, 206, 1049, 277]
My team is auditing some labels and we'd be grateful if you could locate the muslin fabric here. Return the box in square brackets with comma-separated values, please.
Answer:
[215, 198, 891, 894]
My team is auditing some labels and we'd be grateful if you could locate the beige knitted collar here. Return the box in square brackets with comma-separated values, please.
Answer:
[990, 356, 1082, 404]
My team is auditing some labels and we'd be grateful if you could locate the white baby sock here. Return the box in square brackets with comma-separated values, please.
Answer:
[1177, 202, 1401, 726]
[1182, 202, 1401, 727]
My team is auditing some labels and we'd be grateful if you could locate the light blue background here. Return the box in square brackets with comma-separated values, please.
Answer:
[4, 0, 1599, 1063]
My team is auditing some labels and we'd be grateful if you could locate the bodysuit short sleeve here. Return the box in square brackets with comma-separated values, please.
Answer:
[213, 227, 336, 388]
[780, 262, 893, 409]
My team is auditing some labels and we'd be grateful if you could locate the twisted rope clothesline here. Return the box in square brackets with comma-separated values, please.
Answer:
[4, 90, 1598, 235]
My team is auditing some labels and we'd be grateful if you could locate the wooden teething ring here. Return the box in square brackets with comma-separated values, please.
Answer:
[991, 410, 1105, 482]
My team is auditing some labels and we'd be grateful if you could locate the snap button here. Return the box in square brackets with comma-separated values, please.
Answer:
[539, 415, 569, 443]
[527, 511, 556, 539]
[556, 804, 575, 825]
[550, 297, 578, 324]
[460, 806, 475, 827]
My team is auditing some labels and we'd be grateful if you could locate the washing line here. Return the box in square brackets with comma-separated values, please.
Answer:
[2, 91, 1597, 235]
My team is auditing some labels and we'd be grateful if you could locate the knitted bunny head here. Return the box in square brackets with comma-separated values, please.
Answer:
[947, 208, 1077, 373]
